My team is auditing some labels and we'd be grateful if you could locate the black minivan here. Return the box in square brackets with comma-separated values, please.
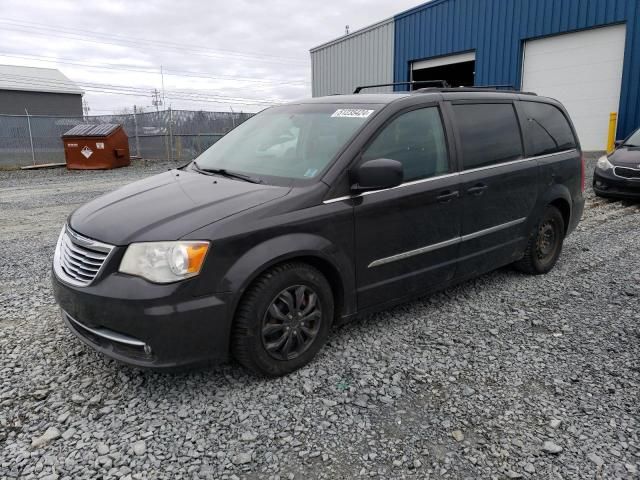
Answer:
[53, 87, 584, 376]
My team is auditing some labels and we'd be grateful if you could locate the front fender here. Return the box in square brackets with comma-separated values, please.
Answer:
[220, 233, 356, 321]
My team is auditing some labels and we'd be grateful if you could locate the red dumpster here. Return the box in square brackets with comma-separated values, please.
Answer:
[62, 124, 130, 170]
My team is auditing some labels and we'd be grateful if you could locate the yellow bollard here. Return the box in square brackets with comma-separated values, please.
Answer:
[607, 112, 618, 154]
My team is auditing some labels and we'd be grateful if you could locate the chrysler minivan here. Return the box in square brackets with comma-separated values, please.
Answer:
[53, 86, 584, 376]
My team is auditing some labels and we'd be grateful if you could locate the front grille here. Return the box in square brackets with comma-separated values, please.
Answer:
[54, 226, 114, 286]
[614, 166, 640, 180]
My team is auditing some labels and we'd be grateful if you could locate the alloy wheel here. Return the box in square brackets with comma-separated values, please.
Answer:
[261, 285, 322, 361]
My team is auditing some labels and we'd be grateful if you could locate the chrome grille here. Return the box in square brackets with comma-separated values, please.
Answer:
[614, 166, 640, 180]
[53, 226, 114, 287]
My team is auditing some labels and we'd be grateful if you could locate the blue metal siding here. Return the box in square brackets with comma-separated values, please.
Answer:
[394, 0, 640, 138]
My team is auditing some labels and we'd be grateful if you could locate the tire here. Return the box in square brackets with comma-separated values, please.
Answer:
[514, 205, 565, 275]
[231, 262, 334, 377]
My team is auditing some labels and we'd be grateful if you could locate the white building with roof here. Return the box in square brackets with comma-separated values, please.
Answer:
[0, 65, 83, 116]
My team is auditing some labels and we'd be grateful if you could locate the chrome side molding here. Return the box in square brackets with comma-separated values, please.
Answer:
[368, 237, 461, 268]
[460, 218, 526, 242]
[368, 217, 526, 268]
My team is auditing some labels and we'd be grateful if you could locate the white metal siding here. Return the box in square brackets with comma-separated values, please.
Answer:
[310, 19, 394, 97]
[0, 65, 83, 95]
[522, 25, 627, 151]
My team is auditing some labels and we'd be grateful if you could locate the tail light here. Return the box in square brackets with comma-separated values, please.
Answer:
[580, 153, 585, 192]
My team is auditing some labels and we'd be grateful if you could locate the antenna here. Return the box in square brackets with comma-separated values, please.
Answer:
[160, 65, 167, 107]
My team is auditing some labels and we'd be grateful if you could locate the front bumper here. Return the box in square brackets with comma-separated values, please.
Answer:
[52, 271, 233, 369]
[593, 169, 640, 200]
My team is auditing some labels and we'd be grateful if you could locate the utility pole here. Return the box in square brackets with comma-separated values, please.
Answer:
[133, 105, 141, 157]
[160, 65, 166, 108]
[151, 89, 163, 111]
[24, 108, 35, 166]
[168, 104, 174, 161]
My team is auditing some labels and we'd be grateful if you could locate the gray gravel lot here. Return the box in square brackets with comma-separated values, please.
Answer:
[1, 156, 639, 480]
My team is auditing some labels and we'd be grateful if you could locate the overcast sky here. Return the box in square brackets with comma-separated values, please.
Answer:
[0, 1, 423, 115]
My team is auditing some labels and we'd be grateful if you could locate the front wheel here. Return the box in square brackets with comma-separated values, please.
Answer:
[514, 206, 565, 275]
[231, 263, 334, 377]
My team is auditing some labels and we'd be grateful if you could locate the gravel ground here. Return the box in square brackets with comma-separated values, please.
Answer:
[1, 155, 639, 480]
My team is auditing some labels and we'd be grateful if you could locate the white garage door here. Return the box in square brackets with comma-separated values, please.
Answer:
[522, 25, 626, 151]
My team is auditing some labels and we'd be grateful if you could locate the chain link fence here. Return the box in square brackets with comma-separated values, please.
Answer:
[0, 109, 254, 168]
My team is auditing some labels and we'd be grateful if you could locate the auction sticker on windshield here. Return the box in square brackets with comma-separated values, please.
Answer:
[331, 109, 374, 118]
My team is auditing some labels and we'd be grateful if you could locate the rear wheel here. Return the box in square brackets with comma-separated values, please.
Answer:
[232, 263, 334, 377]
[514, 206, 565, 275]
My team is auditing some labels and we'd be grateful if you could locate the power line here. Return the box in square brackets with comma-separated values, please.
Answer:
[0, 20, 308, 66]
[0, 18, 307, 64]
[86, 106, 256, 115]
[0, 21, 305, 65]
[0, 73, 284, 107]
[0, 71, 285, 99]
[0, 52, 310, 88]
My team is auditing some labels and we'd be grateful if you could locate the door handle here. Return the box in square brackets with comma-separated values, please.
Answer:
[467, 183, 488, 195]
[436, 190, 460, 203]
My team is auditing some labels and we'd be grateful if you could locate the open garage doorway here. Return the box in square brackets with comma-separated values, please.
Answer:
[411, 51, 475, 88]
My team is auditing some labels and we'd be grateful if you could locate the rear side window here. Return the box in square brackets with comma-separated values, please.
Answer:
[452, 103, 523, 170]
[362, 107, 449, 182]
[521, 102, 577, 156]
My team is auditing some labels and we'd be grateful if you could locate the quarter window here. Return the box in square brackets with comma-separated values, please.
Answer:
[521, 102, 577, 156]
[452, 103, 523, 170]
[361, 107, 449, 182]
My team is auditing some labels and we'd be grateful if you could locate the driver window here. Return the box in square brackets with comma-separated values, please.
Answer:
[361, 107, 449, 182]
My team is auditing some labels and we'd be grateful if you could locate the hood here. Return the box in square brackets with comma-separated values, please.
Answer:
[609, 146, 640, 168]
[69, 170, 290, 245]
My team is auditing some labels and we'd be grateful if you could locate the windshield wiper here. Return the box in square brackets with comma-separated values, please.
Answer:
[622, 143, 639, 147]
[191, 160, 214, 175]
[191, 161, 262, 184]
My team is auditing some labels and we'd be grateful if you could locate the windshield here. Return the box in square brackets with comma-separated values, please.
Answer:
[193, 104, 380, 181]
[624, 128, 640, 146]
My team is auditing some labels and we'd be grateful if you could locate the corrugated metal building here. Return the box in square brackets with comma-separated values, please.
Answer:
[310, 0, 640, 150]
[0, 65, 83, 116]
[310, 18, 395, 96]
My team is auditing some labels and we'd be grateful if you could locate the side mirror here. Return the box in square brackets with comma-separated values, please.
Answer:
[351, 158, 403, 192]
[614, 140, 623, 148]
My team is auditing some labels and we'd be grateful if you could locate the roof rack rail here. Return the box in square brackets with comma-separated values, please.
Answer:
[474, 84, 517, 90]
[413, 84, 516, 93]
[353, 80, 450, 93]
[412, 84, 538, 96]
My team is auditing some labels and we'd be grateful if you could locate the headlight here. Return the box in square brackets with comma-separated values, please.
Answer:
[596, 155, 613, 171]
[119, 241, 210, 283]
